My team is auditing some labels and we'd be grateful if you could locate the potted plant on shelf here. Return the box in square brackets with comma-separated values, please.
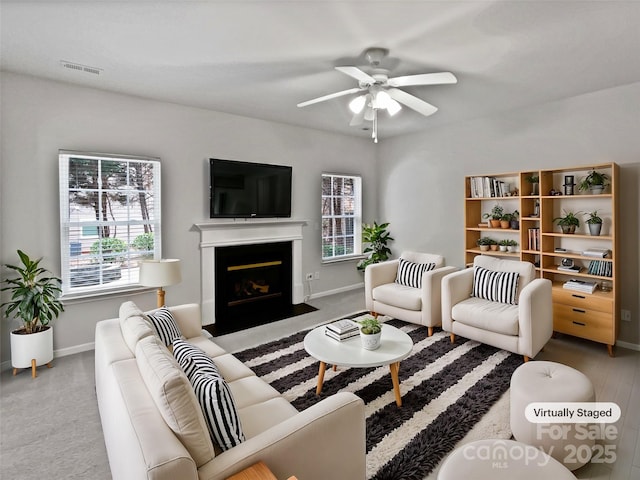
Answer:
[499, 212, 513, 229]
[525, 175, 539, 195]
[585, 210, 603, 236]
[510, 210, 520, 230]
[477, 237, 495, 251]
[1, 250, 64, 377]
[357, 316, 382, 350]
[498, 239, 509, 252]
[482, 204, 504, 228]
[356, 222, 394, 272]
[554, 210, 581, 234]
[506, 239, 519, 253]
[578, 170, 609, 194]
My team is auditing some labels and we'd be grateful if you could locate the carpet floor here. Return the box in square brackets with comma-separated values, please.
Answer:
[234, 317, 524, 480]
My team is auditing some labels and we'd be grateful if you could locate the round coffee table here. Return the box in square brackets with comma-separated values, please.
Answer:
[303, 323, 413, 406]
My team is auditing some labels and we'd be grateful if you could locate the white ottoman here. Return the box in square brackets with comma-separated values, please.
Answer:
[437, 439, 576, 479]
[510, 361, 595, 470]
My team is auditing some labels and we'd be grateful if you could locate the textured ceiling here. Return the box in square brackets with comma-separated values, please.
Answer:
[2, 1, 640, 140]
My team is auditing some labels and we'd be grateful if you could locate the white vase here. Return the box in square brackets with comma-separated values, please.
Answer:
[588, 223, 602, 236]
[360, 330, 382, 350]
[10, 326, 53, 374]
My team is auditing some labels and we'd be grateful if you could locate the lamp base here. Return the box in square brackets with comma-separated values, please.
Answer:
[156, 287, 165, 308]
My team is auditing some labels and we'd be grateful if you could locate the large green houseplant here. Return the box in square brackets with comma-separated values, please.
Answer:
[1, 250, 64, 376]
[356, 222, 394, 272]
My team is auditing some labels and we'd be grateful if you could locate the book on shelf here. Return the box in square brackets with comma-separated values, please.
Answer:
[469, 176, 511, 198]
[557, 265, 581, 273]
[563, 279, 598, 294]
[582, 248, 610, 258]
[587, 260, 613, 277]
[325, 328, 360, 341]
[527, 228, 540, 251]
[325, 319, 359, 335]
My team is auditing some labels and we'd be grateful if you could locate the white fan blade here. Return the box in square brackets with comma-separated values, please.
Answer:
[387, 88, 438, 117]
[297, 87, 364, 107]
[388, 72, 457, 87]
[335, 66, 376, 84]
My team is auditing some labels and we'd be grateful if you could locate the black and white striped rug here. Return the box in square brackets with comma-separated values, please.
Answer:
[234, 318, 523, 480]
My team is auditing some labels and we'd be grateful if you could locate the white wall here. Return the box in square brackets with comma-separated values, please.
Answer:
[377, 81, 640, 346]
[0, 72, 376, 362]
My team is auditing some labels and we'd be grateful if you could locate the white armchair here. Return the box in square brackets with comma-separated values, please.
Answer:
[441, 256, 553, 362]
[365, 251, 458, 336]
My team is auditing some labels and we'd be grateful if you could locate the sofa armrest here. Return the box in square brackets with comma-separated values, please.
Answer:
[168, 304, 203, 339]
[198, 392, 366, 480]
[517, 278, 553, 358]
[365, 259, 399, 311]
[421, 266, 459, 325]
[441, 268, 474, 331]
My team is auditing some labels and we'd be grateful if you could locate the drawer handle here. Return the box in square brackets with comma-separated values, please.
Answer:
[572, 308, 586, 314]
[571, 294, 586, 299]
[572, 321, 586, 327]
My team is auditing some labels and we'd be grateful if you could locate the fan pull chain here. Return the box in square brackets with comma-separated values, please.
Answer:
[372, 109, 378, 143]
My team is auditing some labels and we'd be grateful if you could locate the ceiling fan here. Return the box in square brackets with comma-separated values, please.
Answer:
[297, 47, 457, 142]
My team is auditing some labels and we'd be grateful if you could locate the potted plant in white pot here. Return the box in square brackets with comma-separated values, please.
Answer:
[357, 316, 382, 350]
[1, 250, 64, 377]
[578, 170, 609, 195]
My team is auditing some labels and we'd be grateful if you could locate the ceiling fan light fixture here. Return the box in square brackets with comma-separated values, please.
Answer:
[348, 94, 367, 114]
[386, 97, 402, 116]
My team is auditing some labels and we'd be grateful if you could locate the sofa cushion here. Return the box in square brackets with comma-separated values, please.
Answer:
[172, 339, 245, 451]
[236, 397, 298, 439]
[395, 257, 435, 288]
[147, 306, 183, 347]
[472, 265, 519, 305]
[373, 283, 422, 311]
[452, 297, 520, 336]
[119, 301, 156, 353]
[135, 335, 215, 467]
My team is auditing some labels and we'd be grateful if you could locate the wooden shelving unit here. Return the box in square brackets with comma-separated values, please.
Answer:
[464, 163, 619, 355]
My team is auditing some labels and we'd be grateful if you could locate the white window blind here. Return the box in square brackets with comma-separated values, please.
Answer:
[59, 151, 161, 298]
[321, 173, 362, 261]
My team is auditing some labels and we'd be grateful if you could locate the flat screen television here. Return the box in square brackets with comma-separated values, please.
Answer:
[210, 158, 292, 218]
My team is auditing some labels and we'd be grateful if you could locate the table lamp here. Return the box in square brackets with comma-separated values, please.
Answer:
[139, 259, 182, 308]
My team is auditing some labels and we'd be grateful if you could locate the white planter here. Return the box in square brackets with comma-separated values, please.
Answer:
[10, 326, 53, 372]
[360, 330, 382, 350]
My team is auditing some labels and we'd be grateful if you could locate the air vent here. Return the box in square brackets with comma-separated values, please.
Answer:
[60, 60, 103, 76]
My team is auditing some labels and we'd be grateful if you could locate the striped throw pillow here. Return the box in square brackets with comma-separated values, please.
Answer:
[471, 265, 520, 305]
[147, 307, 183, 346]
[172, 339, 245, 451]
[395, 258, 436, 289]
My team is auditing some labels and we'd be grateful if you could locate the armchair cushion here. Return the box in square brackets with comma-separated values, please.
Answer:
[471, 266, 520, 305]
[451, 297, 520, 336]
[395, 257, 436, 288]
[373, 283, 422, 311]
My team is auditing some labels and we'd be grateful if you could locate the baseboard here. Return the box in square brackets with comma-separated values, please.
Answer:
[616, 339, 640, 352]
[1, 341, 95, 372]
[307, 282, 363, 300]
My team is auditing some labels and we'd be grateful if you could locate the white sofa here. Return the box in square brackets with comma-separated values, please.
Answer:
[365, 252, 458, 336]
[95, 301, 366, 480]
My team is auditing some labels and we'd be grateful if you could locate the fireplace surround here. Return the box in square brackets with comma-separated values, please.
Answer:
[194, 220, 307, 328]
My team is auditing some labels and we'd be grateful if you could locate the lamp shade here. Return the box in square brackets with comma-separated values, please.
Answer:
[139, 259, 182, 287]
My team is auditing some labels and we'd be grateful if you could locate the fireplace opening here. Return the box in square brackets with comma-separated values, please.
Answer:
[215, 241, 293, 334]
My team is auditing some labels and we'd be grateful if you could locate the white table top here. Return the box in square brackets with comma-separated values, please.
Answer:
[303, 323, 413, 368]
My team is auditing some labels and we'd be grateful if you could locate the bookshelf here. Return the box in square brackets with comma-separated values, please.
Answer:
[464, 163, 619, 355]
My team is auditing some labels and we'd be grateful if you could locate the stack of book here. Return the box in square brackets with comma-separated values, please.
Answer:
[563, 279, 598, 294]
[588, 260, 613, 277]
[528, 228, 540, 251]
[325, 319, 360, 341]
[582, 248, 610, 258]
[557, 265, 581, 273]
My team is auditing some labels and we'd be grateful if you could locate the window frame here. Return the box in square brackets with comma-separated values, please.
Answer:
[321, 173, 363, 263]
[58, 150, 162, 299]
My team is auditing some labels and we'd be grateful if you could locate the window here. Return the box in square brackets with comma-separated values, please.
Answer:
[321, 173, 362, 261]
[59, 151, 161, 298]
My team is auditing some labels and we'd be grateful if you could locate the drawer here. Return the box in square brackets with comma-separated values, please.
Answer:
[553, 305, 613, 344]
[552, 288, 613, 314]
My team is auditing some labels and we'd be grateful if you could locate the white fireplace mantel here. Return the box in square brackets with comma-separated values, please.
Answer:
[194, 219, 308, 325]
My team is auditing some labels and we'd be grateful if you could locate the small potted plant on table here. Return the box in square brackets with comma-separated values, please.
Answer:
[498, 239, 509, 252]
[483, 204, 504, 228]
[585, 210, 603, 236]
[357, 316, 382, 350]
[1, 250, 64, 378]
[477, 237, 495, 252]
[506, 239, 519, 253]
